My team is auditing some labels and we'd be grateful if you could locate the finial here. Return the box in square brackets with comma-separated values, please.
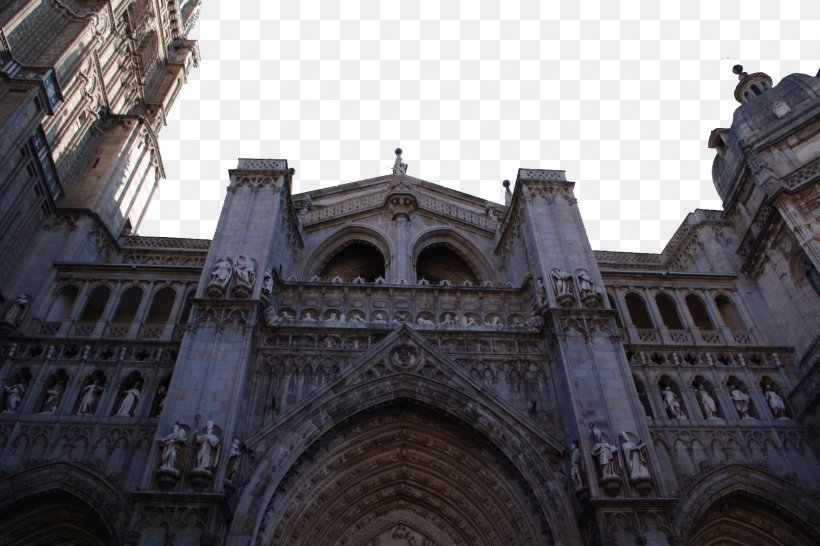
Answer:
[503, 180, 512, 206]
[502, 180, 510, 189]
[392, 148, 408, 177]
[288, 168, 295, 175]
[395, 148, 402, 156]
[732, 64, 748, 81]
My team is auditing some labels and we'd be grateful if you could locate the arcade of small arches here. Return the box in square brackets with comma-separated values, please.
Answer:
[606, 287, 755, 346]
[36, 280, 196, 340]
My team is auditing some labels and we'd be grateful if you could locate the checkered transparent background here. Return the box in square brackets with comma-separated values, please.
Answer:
[140, 0, 819, 252]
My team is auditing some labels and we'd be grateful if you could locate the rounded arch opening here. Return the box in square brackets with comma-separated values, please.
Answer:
[46, 285, 78, 322]
[656, 293, 684, 329]
[715, 296, 745, 330]
[416, 243, 480, 285]
[319, 240, 386, 282]
[79, 286, 111, 323]
[625, 292, 654, 329]
[111, 286, 142, 323]
[145, 287, 176, 324]
[686, 294, 715, 330]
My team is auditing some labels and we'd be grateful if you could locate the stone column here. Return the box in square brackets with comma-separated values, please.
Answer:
[143, 159, 293, 493]
[514, 169, 664, 502]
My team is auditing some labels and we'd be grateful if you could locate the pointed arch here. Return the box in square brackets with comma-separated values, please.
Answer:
[233, 327, 578, 545]
[0, 462, 131, 545]
[674, 465, 820, 545]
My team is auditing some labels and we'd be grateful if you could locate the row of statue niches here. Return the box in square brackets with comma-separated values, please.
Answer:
[649, 378, 789, 421]
[156, 420, 244, 490]
[0, 367, 169, 418]
[570, 425, 653, 497]
[263, 307, 539, 330]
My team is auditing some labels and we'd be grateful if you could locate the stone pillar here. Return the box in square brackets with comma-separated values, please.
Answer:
[142, 159, 292, 491]
[514, 169, 664, 501]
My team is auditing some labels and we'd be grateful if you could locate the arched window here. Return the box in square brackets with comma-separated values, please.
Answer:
[319, 241, 386, 282]
[46, 285, 79, 321]
[111, 287, 142, 323]
[79, 286, 111, 322]
[625, 293, 654, 329]
[715, 296, 745, 330]
[685, 294, 715, 330]
[607, 294, 624, 328]
[416, 244, 479, 285]
[145, 287, 176, 324]
[177, 291, 194, 324]
[655, 293, 684, 329]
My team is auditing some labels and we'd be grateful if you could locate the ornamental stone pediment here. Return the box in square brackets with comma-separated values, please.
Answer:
[245, 324, 564, 457]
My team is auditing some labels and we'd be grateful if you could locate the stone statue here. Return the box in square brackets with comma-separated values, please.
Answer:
[194, 420, 221, 472]
[2, 379, 27, 412]
[662, 386, 686, 419]
[159, 422, 187, 472]
[77, 380, 103, 415]
[441, 313, 456, 327]
[764, 386, 787, 419]
[576, 270, 596, 296]
[208, 258, 232, 289]
[115, 382, 142, 417]
[550, 267, 572, 296]
[303, 311, 315, 321]
[233, 255, 256, 287]
[154, 384, 168, 416]
[729, 385, 752, 418]
[589, 425, 619, 479]
[1, 294, 30, 330]
[40, 381, 65, 413]
[569, 440, 585, 490]
[536, 277, 548, 306]
[696, 385, 719, 419]
[226, 438, 242, 481]
[416, 316, 434, 327]
[262, 268, 274, 296]
[619, 431, 651, 482]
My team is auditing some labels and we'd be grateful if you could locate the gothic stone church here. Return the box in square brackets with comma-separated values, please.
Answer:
[1, 3, 820, 546]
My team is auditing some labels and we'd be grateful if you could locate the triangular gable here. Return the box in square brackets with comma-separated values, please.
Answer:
[247, 324, 563, 455]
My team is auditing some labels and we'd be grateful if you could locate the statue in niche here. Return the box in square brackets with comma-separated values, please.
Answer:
[441, 313, 457, 327]
[576, 270, 596, 296]
[153, 383, 168, 416]
[302, 311, 315, 321]
[115, 381, 142, 417]
[536, 277, 548, 306]
[1, 294, 30, 331]
[373, 312, 387, 323]
[696, 384, 719, 419]
[226, 438, 242, 482]
[232, 256, 256, 297]
[261, 269, 274, 297]
[619, 431, 651, 482]
[208, 257, 232, 295]
[77, 379, 103, 415]
[569, 440, 586, 490]
[159, 422, 187, 472]
[729, 384, 752, 418]
[194, 420, 221, 472]
[2, 378, 27, 412]
[40, 381, 66, 413]
[550, 267, 572, 296]
[416, 316, 434, 327]
[763, 386, 787, 419]
[589, 424, 620, 479]
[662, 386, 686, 419]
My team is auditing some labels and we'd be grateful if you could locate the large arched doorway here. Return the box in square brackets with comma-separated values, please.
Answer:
[688, 493, 815, 545]
[0, 490, 114, 545]
[254, 401, 554, 545]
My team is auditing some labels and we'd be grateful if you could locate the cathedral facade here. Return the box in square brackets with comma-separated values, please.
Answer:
[1, 2, 820, 545]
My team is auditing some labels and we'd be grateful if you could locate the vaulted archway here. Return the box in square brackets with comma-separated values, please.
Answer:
[235, 326, 578, 545]
[256, 401, 553, 545]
